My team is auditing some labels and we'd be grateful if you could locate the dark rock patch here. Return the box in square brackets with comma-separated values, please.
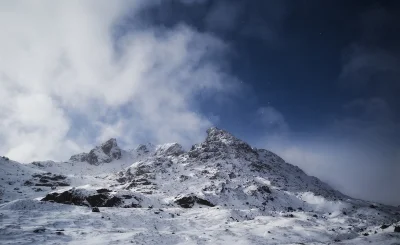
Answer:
[175, 195, 215, 208]
[86, 194, 109, 207]
[28, 173, 69, 188]
[381, 224, 389, 229]
[33, 228, 46, 233]
[96, 188, 112, 193]
[395, 226, 400, 233]
[126, 178, 154, 189]
[116, 177, 127, 183]
[92, 207, 100, 212]
[23, 181, 34, 186]
[123, 203, 141, 208]
[123, 203, 142, 208]
[104, 196, 123, 207]
[257, 185, 271, 194]
[283, 214, 295, 218]
[42, 190, 86, 206]
[41, 189, 124, 207]
[179, 175, 189, 182]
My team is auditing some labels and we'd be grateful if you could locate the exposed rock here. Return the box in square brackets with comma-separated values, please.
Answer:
[86, 194, 109, 207]
[257, 185, 271, 194]
[155, 143, 184, 156]
[41, 189, 123, 207]
[23, 180, 33, 186]
[1, 156, 9, 161]
[92, 207, 100, 212]
[69, 153, 88, 162]
[33, 227, 46, 233]
[175, 195, 215, 208]
[188, 127, 256, 161]
[69, 138, 122, 165]
[26, 173, 69, 188]
[381, 224, 389, 229]
[42, 190, 86, 206]
[395, 226, 400, 232]
[96, 188, 112, 193]
[104, 196, 123, 207]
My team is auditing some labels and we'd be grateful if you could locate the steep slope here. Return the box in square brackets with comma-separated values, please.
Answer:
[1, 128, 399, 245]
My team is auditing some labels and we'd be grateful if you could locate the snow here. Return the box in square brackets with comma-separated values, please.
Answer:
[1, 128, 400, 244]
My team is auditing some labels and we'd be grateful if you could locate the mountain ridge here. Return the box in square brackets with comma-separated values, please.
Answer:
[1, 127, 399, 244]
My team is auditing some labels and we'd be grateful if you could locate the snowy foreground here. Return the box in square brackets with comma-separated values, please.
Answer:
[1, 128, 399, 244]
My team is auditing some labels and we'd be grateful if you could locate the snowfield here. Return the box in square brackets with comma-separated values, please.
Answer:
[1, 128, 399, 244]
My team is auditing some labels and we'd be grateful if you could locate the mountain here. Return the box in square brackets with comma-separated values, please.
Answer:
[1, 128, 399, 244]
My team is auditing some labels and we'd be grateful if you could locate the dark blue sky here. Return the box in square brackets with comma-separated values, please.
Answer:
[128, 0, 400, 140]
[122, 0, 400, 205]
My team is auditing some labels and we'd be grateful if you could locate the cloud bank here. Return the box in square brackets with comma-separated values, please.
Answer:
[0, 1, 239, 162]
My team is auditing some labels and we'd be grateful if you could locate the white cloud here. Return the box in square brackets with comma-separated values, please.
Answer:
[0, 1, 238, 162]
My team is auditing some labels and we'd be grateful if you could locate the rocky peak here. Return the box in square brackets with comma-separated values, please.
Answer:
[205, 127, 240, 144]
[188, 127, 256, 161]
[130, 143, 156, 159]
[69, 138, 122, 165]
[205, 127, 253, 150]
[155, 143, 184, 157]
[100, 138, 118, 156]
[136, 144, 152, 154]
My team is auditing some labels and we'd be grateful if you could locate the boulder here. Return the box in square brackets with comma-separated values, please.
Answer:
[175, 195, 214, 208]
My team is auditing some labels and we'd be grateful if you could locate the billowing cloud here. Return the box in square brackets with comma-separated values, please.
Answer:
[0, 1, 239, 162]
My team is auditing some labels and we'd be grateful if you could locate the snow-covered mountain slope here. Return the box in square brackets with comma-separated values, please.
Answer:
[1, 128, 399, 244]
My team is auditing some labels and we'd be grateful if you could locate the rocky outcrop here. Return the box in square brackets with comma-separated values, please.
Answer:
[24, 173, 69, 188]
[188, 127, 258, 162]
[175, 195, 215, 208]
[155, 143, 184, 157]
[41, 189, 125, 207]
[69, 153, 88, 162]
[69, 138, 122, 165]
